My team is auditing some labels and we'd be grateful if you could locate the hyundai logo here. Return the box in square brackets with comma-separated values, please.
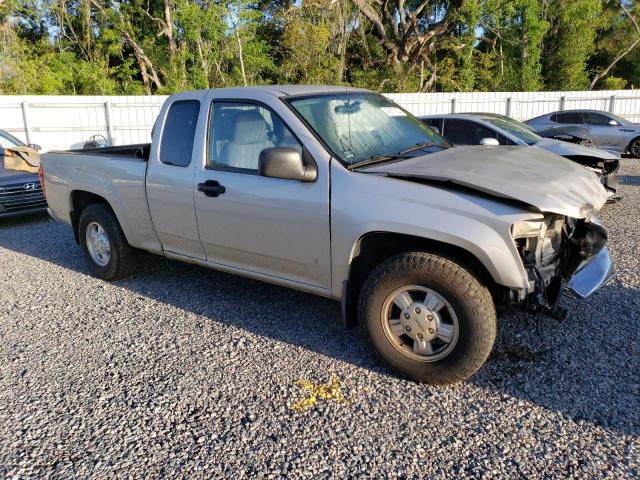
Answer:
[23, 183, 38, 191]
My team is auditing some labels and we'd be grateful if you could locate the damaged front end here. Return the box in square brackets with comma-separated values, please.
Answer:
[511, 214, 613, 316]
[564, 154, 620, 198]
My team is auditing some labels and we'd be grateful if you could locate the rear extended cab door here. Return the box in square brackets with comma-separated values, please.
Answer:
[192, 89, 332, 295]
[145, 91, 207, 259]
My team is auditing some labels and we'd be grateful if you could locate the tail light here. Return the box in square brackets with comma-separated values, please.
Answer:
[38, 165, 46, 199]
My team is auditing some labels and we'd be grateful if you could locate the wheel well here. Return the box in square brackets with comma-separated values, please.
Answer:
[70, 191, 111, 243]
[342, 232, 502, 328]
[627, 135, 640, 153]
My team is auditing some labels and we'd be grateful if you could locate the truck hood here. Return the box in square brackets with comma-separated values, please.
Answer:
[534, 138, 619, 161]
[361, 145, 608, 219]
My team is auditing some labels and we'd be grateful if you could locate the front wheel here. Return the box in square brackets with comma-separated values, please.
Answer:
[359, 252, 497, 385]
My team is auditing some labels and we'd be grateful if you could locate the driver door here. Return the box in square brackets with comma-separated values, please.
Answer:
[582, 112, 623, 149]
[193, 99, 332, 291]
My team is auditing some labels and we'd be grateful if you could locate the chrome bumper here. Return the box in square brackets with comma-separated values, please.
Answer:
[566, 246, 614, 298]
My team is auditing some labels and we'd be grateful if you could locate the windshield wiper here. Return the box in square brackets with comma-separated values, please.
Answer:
[399, 142, 438, 155]
[348, 141, 447, 170]
[347, 153, 409, 171]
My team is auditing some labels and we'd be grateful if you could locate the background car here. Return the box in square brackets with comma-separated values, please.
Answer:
[0, 129, 47, 218]
[530, 125, 596, 146]
[420, 113, 620, 197]
[525, 109, 640, 158]
[464, 112, 605, 148]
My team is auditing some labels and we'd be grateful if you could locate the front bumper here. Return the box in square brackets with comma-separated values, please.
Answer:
[566, 246, 614, 298]
[602, 172, 619, 192]
[0, 205, 47, 219]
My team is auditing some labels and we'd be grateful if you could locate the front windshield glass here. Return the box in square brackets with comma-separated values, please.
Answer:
[0, 131, 24, 149]
[607, 112, 629, 124]
[287, 92, 449, 165]
[484, 118, 542, 145]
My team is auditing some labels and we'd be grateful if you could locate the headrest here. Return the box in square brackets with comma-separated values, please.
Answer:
[232, 110, 269, 144]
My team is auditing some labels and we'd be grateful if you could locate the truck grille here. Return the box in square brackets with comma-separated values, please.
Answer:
[0, 181, 47, 215]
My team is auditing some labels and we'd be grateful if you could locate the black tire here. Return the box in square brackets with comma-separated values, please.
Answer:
[628, 137, 640, 158]
[358, 252, 496, 385]
[78, 203, 139, 280]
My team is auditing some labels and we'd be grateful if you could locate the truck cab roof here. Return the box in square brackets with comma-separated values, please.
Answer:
[180, 85, 372, 99]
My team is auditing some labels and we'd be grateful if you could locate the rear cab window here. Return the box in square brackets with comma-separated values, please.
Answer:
[160, 100, 201, 167]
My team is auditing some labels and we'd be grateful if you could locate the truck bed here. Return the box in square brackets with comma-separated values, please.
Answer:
[42, 145, 161, 254]
[50, 143, 151, 161]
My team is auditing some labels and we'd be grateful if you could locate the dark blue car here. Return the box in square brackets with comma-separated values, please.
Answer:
[0, 130, 47, 218]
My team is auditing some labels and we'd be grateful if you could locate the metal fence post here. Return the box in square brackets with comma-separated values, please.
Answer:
[451, 98, 456, 113]
[609, 95, 616, 113]
[505, 97, 512, 117]
[104, 101, 115, 146]
[559, 96, 566, 111]
[21, 101, 32, 145]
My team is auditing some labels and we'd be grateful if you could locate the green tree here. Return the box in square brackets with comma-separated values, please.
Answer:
[543, 0, 603, 90]
[479, 0, 548, 91]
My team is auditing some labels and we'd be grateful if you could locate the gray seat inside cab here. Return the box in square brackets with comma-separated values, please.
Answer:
[219, 110, 274, 169]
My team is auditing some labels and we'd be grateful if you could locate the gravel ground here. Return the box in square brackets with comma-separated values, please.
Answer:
[0, 159, 639, 479]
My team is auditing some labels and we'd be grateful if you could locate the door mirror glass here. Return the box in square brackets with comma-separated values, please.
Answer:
[479, 137, 500, 146]
[258, 147, 317, 182]
[608, 119, 619, 126]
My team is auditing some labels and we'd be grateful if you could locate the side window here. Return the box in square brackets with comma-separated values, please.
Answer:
[555, 112, 582, 124]
[160, 100, 200, 167]
[443, 119, 496, 145]
[550, 114, 557, 123]
[422, 118, 442, 134]
[207, 102, 302, 172]
[443, 119, 473, 145]
[584, 112, 609, 125]
[497, 133, 515, 145]
[473, 124, 499, 144]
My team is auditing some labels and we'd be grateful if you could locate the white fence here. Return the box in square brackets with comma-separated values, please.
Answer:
[0, 95, 167, 151]
[1, 89, 640, 151]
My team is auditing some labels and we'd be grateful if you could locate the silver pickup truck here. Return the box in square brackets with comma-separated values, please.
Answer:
[42, 86, 613, 384]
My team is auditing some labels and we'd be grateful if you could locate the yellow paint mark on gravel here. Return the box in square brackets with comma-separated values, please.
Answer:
[292, 377, 350, 412]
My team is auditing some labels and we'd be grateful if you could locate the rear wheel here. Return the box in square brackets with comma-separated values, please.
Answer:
[628, 137, 640, 158]
[359, 252, 496, 385]
[78, 203, 139, 280]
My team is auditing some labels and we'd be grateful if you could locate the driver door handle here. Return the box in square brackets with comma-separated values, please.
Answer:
[198, 180, 226, 197]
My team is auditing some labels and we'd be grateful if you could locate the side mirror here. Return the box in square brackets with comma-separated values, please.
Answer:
[258, 147, 317, 182]
[608, 119, 619, 126]
[479, 137, 500, 146]
[428, 125, 440, 135]
[28, 143, 41, 151]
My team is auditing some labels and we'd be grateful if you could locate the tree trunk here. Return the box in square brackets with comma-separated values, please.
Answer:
[589, 2, 640, 90]
[230, 13, 247, 86]
[164, 0, 177, 57]
[89, 0, 163, 92]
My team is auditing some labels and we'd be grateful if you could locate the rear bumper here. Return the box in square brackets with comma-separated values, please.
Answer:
[566, 246, 614, 298]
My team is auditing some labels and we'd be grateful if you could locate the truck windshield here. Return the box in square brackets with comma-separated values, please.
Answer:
[286, 92, 449, 166]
